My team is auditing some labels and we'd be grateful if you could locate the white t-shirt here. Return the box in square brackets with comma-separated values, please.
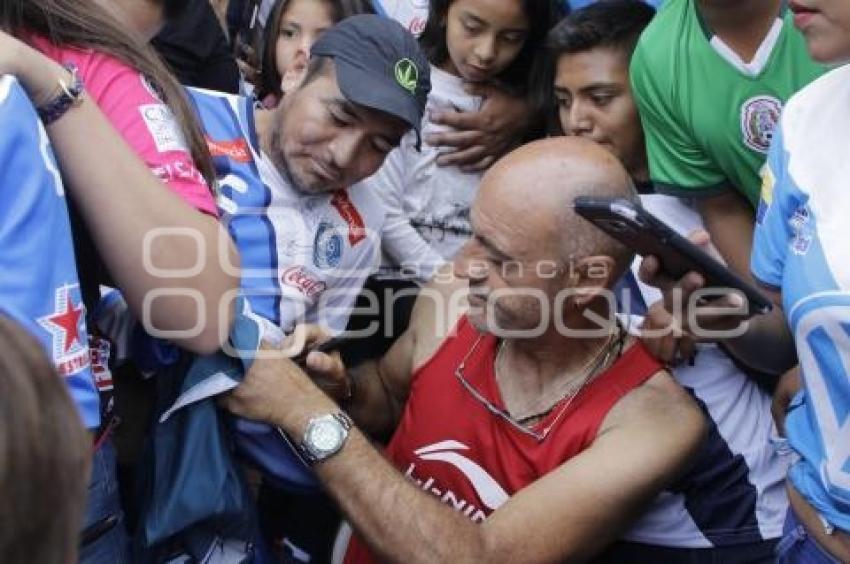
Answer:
[364, 65, 483, 282]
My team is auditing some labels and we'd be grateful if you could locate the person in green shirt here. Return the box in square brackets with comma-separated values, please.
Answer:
[630, 0, 823, 279]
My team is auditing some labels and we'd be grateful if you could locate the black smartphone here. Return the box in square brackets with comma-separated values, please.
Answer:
[573, 196, 773, 315]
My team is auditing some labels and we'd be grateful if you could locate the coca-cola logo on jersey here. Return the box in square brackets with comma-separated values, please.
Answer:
[281, 266, 326, 300]
[408, 16, 426, 35]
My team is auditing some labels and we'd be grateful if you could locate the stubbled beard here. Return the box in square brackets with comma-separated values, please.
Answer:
[267, 124, 285, 174]
[268, 120, 307, 192]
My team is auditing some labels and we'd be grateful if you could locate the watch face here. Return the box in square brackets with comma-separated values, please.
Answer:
[308, 418, 344, 454]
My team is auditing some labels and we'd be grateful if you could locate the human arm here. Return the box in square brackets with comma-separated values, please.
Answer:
[5, 33, 239, 354]
[426, 83, 530, 172]
[270, 325, 412, 438]
[691, 195, 794, 378]
[225, 362, 705, 563]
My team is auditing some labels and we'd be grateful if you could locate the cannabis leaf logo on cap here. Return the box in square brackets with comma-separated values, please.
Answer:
[394, 58, 418, 94]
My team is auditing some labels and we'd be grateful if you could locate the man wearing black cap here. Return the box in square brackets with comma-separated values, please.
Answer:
[182, 21, 430, 550]
[188, 14, 430, 338]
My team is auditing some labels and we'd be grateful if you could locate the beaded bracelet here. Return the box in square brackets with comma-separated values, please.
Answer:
[36, 63, 85, 126]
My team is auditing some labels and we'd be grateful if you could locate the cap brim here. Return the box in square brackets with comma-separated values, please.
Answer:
[333, 59, 423, 149]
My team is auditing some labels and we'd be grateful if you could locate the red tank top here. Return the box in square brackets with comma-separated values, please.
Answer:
[344, 316, 662, 563]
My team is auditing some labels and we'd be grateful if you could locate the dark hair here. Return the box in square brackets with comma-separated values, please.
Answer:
[528, 0, 654, 137]
[258, 0, 376, 101]
[546, 0, 655, 60]
[418, 0, 566, 92]
[0, 0, 216, 189]
[0, 315, 90, 564]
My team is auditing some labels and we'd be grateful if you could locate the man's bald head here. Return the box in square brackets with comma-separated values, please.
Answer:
[476, 137, 638, 276]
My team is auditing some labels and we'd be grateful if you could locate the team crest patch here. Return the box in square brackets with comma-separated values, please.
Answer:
[38, 285, 91, 377]
[740, 95, 782, 154]
[313, 222, 343, 269]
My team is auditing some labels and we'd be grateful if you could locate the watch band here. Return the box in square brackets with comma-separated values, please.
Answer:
[333, 411, 354, 432]
[37, 64, 85, 126]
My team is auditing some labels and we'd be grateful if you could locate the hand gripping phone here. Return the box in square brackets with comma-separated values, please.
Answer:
[573, 196, 773, 315]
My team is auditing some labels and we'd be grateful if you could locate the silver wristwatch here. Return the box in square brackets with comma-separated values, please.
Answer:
[299, 411, 353, 464]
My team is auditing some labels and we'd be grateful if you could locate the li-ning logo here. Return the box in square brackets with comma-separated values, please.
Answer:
[394, 58, 418, 94]
[403, 440, 509, 522]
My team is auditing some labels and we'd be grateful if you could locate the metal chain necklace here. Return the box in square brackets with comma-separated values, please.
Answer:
[454, 322, 626, 442]
[495, 329, 619, 423]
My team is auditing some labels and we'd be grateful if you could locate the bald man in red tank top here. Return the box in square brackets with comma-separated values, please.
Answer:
[224, 137, 707, 563]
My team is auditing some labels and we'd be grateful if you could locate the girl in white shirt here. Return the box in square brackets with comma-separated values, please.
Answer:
[367, 0, 564, 283]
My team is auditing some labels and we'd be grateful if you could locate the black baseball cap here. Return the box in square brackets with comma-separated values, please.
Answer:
[311, 15, 431, 149]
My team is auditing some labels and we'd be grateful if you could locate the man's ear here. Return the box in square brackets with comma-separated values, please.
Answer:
[570, 255, 617, 307]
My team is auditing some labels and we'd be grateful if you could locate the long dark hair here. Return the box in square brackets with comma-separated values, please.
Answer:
[0, 0, 216, 189]
[257, 0, 376, 101]
[418, 0, 566, 93]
